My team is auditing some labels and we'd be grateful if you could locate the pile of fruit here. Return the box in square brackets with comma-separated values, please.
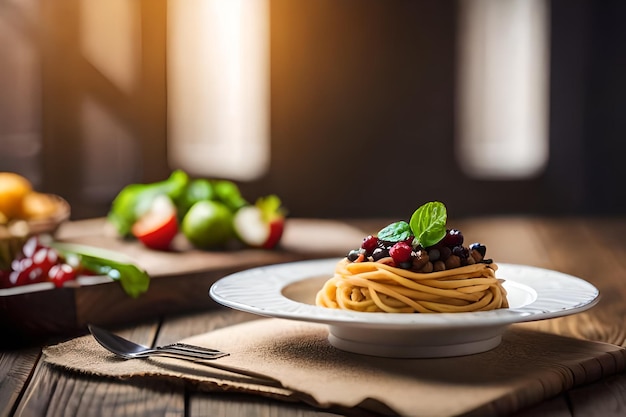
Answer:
[0, 172, 71, 273]
[107, 170, 286, 251]
[0, 172, 62, 223]
[0, 236, 149, 296]
[345, 201, 491, 273]
[0, 236, 81, 289]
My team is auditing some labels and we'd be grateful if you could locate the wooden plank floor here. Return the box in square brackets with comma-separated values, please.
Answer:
[2, 217, 626, 417]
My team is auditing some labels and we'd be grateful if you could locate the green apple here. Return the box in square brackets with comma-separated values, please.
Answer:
[181, 200, 233, 249]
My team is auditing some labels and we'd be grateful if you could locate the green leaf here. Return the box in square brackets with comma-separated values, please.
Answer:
[107, 170, 190, 237]
[51, 242, 150, 298]
[256, 194, 283, 222]
[377, 221, 412, 242]
[213, 180, 249, 212]
[176, 178, 216, 218]
[409, 201, 447, 248]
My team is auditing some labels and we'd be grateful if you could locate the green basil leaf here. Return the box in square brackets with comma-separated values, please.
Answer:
[51, 242, 150, 298]
[377, 221, 412, 242]
[78, 256, 150, 298]
[409, 201, 447, 248]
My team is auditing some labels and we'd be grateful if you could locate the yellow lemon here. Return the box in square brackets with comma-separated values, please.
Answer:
[0, 172, 32, 219]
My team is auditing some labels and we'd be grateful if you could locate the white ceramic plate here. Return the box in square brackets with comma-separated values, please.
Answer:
[210, 259, 600, 358]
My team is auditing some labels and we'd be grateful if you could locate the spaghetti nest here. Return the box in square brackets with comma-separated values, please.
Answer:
[315, 259, 509, 313]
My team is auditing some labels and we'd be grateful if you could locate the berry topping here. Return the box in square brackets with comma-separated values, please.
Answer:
[389, 241, 412, 263]
[469, 242, 487, 258]
[411, 249, 430, 270]
[361, 235, 378, 255]
[347, 249, 361, 262]
[443, 229, 464, 247]
[342, 202, 492, 273]
[439, 246, 452, 261]
[427, 248, 440, 262]
[378, 240, 395, 250]
[452, 245, 469, 260]
[371, 247, 389, 261]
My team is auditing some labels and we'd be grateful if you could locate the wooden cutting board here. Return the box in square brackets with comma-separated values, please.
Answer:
[0, 218, 369, 345]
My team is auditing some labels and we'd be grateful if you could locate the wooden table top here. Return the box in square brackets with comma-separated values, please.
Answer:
[1, 216, 626, 417]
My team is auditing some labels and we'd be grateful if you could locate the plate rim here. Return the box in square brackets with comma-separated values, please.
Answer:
[209, 258, 600, 330]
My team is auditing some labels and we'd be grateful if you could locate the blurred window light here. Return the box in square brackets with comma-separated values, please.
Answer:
[456, 0, 549, 179]
[81, 97, 138, 200]
[167, 0, 270, 181]
[79, 0, 140, 94]
[78, 0, 142, 201]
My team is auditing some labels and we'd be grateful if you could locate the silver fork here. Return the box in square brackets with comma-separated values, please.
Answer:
[88, 324, 229, 361]
[88, 324, 281, 385]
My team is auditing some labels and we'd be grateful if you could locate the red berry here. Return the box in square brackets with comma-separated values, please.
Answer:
[48, 264, 77, 288]
[0, 237, 85, 289]
[389, 241, 412, 263]
[8, 271, 21, 286]
[11, 257, 23, 272]
[15, 257, 33, 273]
[22, 236, 43, 258]
[10, 260, 46, 286]
[32, 247, 59, 275]
[361, 235, 379, 255]
[5, 240, 78, 288]
[443, 229, 464, 247]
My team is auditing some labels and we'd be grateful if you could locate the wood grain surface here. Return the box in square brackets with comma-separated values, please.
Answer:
[1, 216, 626, 417]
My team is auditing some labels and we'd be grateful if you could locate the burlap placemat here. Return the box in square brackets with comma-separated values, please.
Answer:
[43, 318, 626, 417]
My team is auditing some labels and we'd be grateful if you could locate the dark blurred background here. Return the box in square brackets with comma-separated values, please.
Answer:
[1, 0, 625, 221]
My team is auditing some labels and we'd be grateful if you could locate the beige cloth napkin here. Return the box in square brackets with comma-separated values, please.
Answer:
[43, 318, 626, 417]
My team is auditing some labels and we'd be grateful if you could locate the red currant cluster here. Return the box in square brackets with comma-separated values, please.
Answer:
[0, 236, 83, 289]
[346, 229, 490, 273]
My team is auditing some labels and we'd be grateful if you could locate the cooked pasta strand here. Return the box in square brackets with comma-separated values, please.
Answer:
[316, 258, 508, 313]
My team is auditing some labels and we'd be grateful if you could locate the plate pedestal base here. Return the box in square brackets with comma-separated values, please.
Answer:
[327, 325, 506, 358]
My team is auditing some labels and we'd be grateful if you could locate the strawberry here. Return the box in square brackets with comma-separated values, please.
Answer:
[233, 195, 285, 249]
[131, 195, 178, 250]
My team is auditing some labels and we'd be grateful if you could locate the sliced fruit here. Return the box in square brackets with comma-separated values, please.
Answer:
[131, 195, 178, 250]
[233, 195, 285, 249]
[107, 169, 189, 237]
